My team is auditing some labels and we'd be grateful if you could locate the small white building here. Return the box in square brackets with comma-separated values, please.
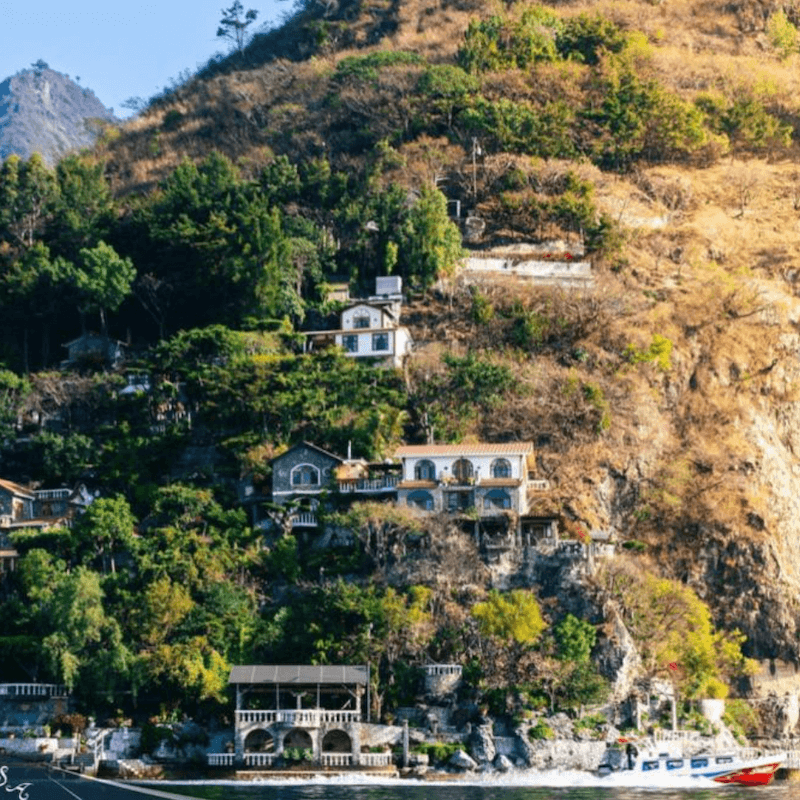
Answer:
[303, 277, 412, 368]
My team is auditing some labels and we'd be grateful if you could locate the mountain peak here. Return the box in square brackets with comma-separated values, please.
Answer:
[0, 65, 117, 165]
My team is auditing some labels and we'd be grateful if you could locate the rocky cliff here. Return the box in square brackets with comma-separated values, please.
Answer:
[0, 65, 117, 165]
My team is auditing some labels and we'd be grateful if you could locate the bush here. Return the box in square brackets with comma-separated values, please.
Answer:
[528, 719, 555, 740]
[412, 742, 463, 764]
[335, 51, 424, 82]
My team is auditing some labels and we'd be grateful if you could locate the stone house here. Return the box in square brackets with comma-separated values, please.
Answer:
[240, 442, 399, 532]
[61, 332, 126, 370]
[302, 277, 412, 368]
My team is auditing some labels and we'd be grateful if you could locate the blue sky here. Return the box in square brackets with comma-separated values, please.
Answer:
[0, 0, 287, 118]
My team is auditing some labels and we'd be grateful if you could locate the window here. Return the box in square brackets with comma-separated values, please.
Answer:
[715, 757, 733, 765]
[407, 490, 434, 510]
[690, 758, 708, 769]
[666, 760, 684, 771]
[414, 460, 436, 481]
[292, 464, 320, 486]
[372, 332, 390, 351]
[446, 491, 473, 511]
[342, 335, 358, 353]
[452, 458, 474, 483]
[642, 761, 659, 771]
[483, 489, 511, 509]
[353, 315, 371, 329]
[491, 458, 511, 478]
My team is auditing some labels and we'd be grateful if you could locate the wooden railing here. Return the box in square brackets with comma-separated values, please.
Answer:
[236, 709, 361, 725]
[338, 476, 399, 494]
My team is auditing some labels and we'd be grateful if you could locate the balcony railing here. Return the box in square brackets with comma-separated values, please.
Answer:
[208, 753, 236, 766]
[289, 513, 318, 528]
[360, 752, 393, 766]
[338, 476, 399, 494]
[236, 709, 361, 726]
[35, 489, 70, 501]
[321, 753, 351, 767]
[528, 479, 550, 491]
[0, 683, 67, 697]
[245, 752, 277, 767]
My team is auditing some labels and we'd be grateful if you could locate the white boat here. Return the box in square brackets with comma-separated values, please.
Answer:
[597, 736, 784, 786]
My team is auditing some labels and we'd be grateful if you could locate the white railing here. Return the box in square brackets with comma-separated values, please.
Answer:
[0, 515, 14, 528]
[290, 513, 318, 528]
[0, 683, 66, 697]
[424, 664, 462, 676]
[208, 753, 235, 766]
[360, 752, 392, 767]
[236, 709, 361, 726]
[339, 476, 399, 494]
[322, 753, 351, 767]
[245, 752, 277, 767]
[35, 489, 70, 501]
[528, 479, 550, 491]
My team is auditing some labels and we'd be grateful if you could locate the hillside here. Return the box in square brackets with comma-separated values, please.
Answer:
[0, 64, 117, 165]
[2, 0, 800, 729]
[97, 0, 800, 658]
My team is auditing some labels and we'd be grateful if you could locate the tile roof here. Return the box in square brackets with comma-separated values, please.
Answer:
[229, 665, 368, 686]
[0, 479, 34, 498]
[395, 443, 534, 457]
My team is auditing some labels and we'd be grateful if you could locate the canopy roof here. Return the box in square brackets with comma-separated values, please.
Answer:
[229, 665, 368, 686]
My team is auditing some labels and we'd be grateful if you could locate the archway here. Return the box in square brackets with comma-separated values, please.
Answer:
[244, 729, 275, 753]
[322, 729, 352, 753]
[284, 728, 313, 751]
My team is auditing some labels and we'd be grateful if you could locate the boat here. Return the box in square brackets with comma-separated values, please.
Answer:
[597, 736, 784, 785]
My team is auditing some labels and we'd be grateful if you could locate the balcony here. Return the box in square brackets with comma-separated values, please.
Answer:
[289, 513, 318, 529]
[338, 476, 399, 494]
[236, 709, 362, 726]
[208, 753, 235, 766]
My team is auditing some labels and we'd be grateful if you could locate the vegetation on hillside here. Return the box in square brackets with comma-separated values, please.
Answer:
[0, 0, 797, 734]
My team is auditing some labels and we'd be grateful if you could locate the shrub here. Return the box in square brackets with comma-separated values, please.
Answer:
[528, 719, 555, 740]
[335, 51, 424, 82]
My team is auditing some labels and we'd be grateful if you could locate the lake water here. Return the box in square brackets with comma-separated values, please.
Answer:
[145, 772, 799, 800]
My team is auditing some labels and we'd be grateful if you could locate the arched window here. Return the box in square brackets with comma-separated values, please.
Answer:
[407, 490, 434, 511]
[452, 458, 474, 483]
[292, 464, 320, 486]
[484, 488, 511, 509]
[414, 460, 436, 481]
[491, 458, 512, 479]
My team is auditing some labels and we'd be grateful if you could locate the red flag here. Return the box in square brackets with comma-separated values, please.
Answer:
[668, 662, 679, 672]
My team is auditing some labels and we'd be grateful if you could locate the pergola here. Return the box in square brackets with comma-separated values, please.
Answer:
[230, 664, 368, 714]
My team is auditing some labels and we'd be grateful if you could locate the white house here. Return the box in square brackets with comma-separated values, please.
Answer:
[303, 277, 412, 368]
[394, 442, 536, 516]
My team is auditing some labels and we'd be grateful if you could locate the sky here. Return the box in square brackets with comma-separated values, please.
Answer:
[0, 0, 288, 118]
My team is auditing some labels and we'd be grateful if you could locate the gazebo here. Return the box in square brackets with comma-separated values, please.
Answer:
[224, 664, 388, 768]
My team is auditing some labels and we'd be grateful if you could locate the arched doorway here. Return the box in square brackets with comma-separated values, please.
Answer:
[322, 729, 352, 753]
[244, 729, 274, 752]
[284, 728, 313, 751]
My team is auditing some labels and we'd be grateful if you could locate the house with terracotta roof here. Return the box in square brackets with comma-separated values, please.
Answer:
[393, 442, 556, 545]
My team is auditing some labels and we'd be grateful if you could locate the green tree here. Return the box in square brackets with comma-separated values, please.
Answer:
[217, 1, 258, 53]
[554, 613, 596, 663]
[471, 589, 546, 646]
[400, 186, 464, 290]
[73, 495, 137, 575]
[75, 241, 136, 335]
